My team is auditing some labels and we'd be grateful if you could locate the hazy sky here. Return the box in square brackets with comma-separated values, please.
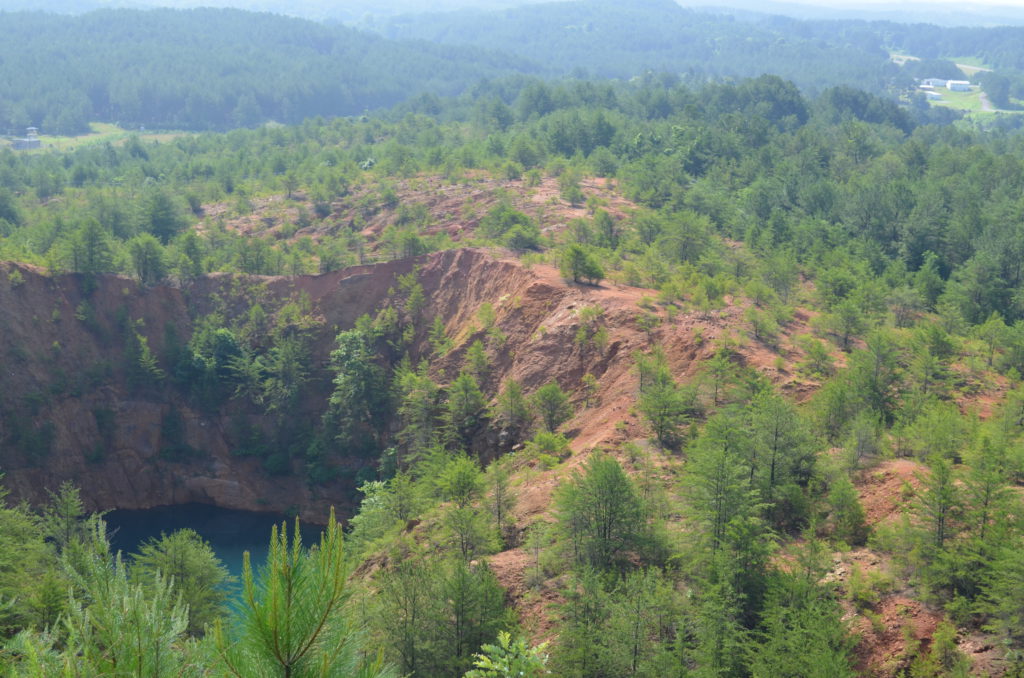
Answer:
[679, 0, 1024, 23]
[801, 0, 1024, 4]
[4, 0, 1024, 24]
[687, 0, 1024, 6]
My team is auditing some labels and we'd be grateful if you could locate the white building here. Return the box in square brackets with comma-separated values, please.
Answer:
[947, 80, 971, 92]
[11, 127, 41, 151]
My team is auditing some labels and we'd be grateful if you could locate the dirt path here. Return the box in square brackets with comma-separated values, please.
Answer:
[979, 92, 995, 112]
[956, 63, 992, 76]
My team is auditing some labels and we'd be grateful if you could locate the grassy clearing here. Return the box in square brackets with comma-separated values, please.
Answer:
[948, 56, 991, 69]
[21, 122, 189, 153]
[931, 88, 987, 113]
[957, 64, 989, 78]
[888, 51, 991, 77]
[930, 87, 1024, 118]
[889, 51, 920, 66]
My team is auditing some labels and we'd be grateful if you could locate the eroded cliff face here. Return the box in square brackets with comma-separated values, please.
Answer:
[0, 260, 357, 520]
[0, 249, 574, 519]
[0, 247, 784, 520]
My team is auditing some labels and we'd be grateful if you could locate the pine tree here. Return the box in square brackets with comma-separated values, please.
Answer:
[213, 510, 394, 677]
[748, 391, 817, 529]
[445, 506, 497, 561]
[70, 218, 113, 276]
[465, 340, 490, 384]
[828, 474, 868, 546]
[692, 574, 747, 678]
[747, 569, 857, 678]
[42, 481, 86, 552]
[492, 379, 533, 447]
[446, 372, 488, 448]
[486, 461, 517, 547]
[429, 315, 453, 356]
[979, 545, 1024, 654]
[128, 233, 168, 285]
[131, 528, 231, 635]
[531, 382, 573, 433]
[687, 411, 763, 558]
[60, 520, 190, 677]
[639, 376, 689, 449]
[963, 437, 1013, 544]
[553, 569, 611, 677]
[559, 244, 604, 285]
[606, 569, 679, 676]
[378, 557, 507, 678]
[442, 560, 509, 675]
[439, 454, 483, 509]
[464, 631, 549, 678]
[915, 455, 960, 554]
[555, 453, 646, 569]
[378, 556, 441, 678]
[325, 325, 389, 456]
[396, 362, 440, 467]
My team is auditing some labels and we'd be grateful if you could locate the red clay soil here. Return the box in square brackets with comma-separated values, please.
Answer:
[194, 173, 637, 255]
[15, 171, 1005, 674]
[847, 587, 1007, 676]
[841, 458, 1017, 677]
[487, 547, 564, 644]
[847, 594, 944, 677]
[0, 243, 821, 524]
[958, 631, 1013, 676]
[424, 250, 828, 526]
[950, 364, 1011, 421]
[354, 174, 635, 250]
[857, 459, 927, 527]
[827, 549, 948, 676]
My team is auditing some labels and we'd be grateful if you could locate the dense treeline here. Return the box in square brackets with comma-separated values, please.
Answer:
[778, 17, 1024, 108]
[3, 71, 1024, 675]
[376, 0, 1024, 103]
[0, 484, 400, 676]
[0, 70, 1020, 475]
[375, 0, 900, 95]
[720, 14, 1024, 76]
[875, 20, 1024, 71]
[1, 0, 1004, 138]
[0, 0, 538, 22]
[0, 8, 533, 134]
[0, 73, 1010, 323]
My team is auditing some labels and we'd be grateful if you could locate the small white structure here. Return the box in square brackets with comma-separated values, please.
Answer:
[947, 80, 971, 91]
[922, 78, 949, 88]
[925, 91, 943, 100]
[11, 126, 41, 151]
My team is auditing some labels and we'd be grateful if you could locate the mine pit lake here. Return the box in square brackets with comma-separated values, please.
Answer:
[105, 503, 322, 581]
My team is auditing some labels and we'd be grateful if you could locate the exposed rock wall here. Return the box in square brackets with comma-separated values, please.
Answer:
[0, 248, 736, 520]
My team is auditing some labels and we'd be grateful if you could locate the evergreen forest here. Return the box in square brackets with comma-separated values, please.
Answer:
[11, 1, 1024, 136]
[2, 2, 1024, 677]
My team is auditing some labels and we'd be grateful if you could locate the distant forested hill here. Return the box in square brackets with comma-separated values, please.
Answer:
[372, 0, 901, 94]
[376, 0, 1024, 103]
[0, 0, 550, 22]
[690, 0, 1024, 28]
[8, 1, 1024, 137]
[750, 17, 1024, 104]
[727, 16, 1024, 73]
[869, 21, 1024, 70]
[0, 8, 537, 134]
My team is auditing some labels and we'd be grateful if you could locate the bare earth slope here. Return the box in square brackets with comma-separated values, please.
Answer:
[7, 244, 985, 675]
[0, 246, 815, 518]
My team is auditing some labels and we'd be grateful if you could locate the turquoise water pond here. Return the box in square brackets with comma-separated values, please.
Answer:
[105, 503, 321, 581]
